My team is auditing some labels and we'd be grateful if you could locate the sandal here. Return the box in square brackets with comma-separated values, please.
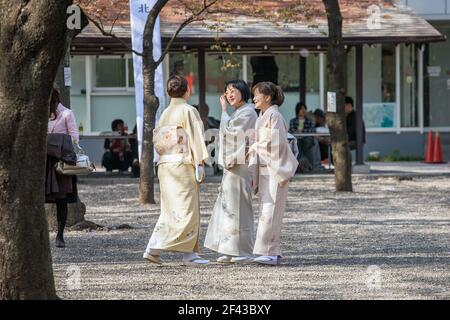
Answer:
[182, 256, 210, 265]
[143, 252, 163, 265]
[254, 255, 282, 266]
[231, 256, 253, 264]
[217, 255, 233, 263]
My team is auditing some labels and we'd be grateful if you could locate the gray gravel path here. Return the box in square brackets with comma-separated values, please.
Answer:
[51, 175, 450, 299]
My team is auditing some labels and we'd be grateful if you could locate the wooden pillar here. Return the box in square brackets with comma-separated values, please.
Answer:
[300, 56, 306, 103]
[355, 44, 364, 165]
[198, 47, 206, 110]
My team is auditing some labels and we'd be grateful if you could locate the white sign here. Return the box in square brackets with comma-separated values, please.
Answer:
[327, 91, 336, 113]
[427, 66, 441, 77]
[130, 0, 166, 160]
[64, 67, 72, 87]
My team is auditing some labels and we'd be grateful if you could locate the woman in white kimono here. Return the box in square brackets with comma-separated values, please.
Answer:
[143, 75, 210, 265]
[248, 82, 299, 265]
[204, 80, 257, 264]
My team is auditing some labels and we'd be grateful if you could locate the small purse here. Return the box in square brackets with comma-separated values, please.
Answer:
[195, 164, 205, 183]
[55, 143, 95, 176]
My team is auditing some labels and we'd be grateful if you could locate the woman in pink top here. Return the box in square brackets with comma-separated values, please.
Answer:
[48, 91, 79, 143]
[47, 88, 80, 248]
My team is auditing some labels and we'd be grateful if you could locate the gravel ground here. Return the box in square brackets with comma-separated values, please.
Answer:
[51, 175, 450, 300]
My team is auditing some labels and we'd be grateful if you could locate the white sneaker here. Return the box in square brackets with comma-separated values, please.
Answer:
[217, 255, 233, 263]
[231, 256, 253, 264]
[254, 255, 281, 266]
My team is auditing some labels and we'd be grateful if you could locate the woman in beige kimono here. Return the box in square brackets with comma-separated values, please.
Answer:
[248, 82, 299, 266]
[204, 80, 257, 264]
[143, 75, 210, 265]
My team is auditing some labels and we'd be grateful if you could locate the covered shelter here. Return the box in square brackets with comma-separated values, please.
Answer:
[73, 0, 445, 164]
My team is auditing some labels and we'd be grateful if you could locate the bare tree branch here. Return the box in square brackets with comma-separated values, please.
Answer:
[85, 14, 144, 57]
[155, 0, 220, 66]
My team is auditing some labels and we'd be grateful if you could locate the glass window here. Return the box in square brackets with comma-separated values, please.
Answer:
[362, 44, 397, 128]
[400, 44, 418, 127]
[169, 52, 198, 105]
[206, 53, 243, 119]
[425, 23, 450, 127]
[275, 54, 300, 92]
[206, 53, 242, 93]
[128, 59, 135, 88]
[306, 53, 321, 108]
[95, 56, 134, 89]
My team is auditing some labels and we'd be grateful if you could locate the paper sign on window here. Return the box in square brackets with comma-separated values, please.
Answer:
[327, 92, 336, 113]
[64, 67, 72, 87]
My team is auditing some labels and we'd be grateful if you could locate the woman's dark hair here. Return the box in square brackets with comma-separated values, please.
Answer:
[49, 88, 61, 120]
[111, 119, 124, 131]
[251, 81, 285, 107]
[224, 79, 251, 103]
[167, 75, 188, 98]
[295, 102, 307, 115]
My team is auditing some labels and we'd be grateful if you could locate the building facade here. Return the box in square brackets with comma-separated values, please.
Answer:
[71, 1, 449, 162]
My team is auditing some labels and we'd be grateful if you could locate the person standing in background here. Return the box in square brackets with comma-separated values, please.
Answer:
[47, 88, 80, 248]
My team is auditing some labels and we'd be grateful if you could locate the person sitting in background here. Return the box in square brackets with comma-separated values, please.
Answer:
[313, 109, 331, 162]
[289, 102, 315, 173]
[345, 96, 366, 151]
[102, 119, 132, 173]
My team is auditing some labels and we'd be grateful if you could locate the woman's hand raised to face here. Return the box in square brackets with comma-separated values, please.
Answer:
[220, 95, 228, 112]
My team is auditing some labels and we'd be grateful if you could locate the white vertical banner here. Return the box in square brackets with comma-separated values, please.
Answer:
[130, 0, 166, 160]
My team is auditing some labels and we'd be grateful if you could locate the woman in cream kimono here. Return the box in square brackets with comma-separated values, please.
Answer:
[143, 75, 210, 265]
[248, 82, 299, 266]
[204, 80, 257, 264]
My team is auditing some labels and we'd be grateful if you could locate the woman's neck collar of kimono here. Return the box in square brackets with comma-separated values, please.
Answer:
[170, 97, 187, 105]
[260, 104, 277, 115]
[233, 100, 247, 110]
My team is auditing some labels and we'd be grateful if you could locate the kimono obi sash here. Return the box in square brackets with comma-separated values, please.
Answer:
[153, 125, 192, 163]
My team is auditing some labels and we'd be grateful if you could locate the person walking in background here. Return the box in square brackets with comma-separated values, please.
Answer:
[248, 82, 298, 265]
[47, 88, 80, 248]
[143, 75, 210, 266]
[204, 80, 257, 264]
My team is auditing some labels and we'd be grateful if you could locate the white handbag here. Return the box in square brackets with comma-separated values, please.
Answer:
[56, 143, 95, 176]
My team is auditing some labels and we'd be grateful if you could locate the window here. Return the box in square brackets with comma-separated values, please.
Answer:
[425, 23, 450, 127]
[169, 52, 198, 104]
[94, 56, 134, 90]
[400, 44, 418, 127]
[362, 44, 397, 128]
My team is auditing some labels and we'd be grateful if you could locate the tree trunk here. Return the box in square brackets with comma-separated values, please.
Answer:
[139, 55, 159, 204]
[139, 1, 168, 204]
[0, 0, 72, 299]
[323, 0, 353, 192]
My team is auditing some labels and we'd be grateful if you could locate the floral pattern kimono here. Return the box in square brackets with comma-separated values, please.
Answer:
[249, 105, 298, 256]
[145, 98, 209, 254]
[204, 103, 257, 256]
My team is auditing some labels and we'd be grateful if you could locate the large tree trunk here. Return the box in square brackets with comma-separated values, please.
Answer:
[323, 0, 353, 192]
[140, 56, 159, 204]
[0, 0, 72, 299]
